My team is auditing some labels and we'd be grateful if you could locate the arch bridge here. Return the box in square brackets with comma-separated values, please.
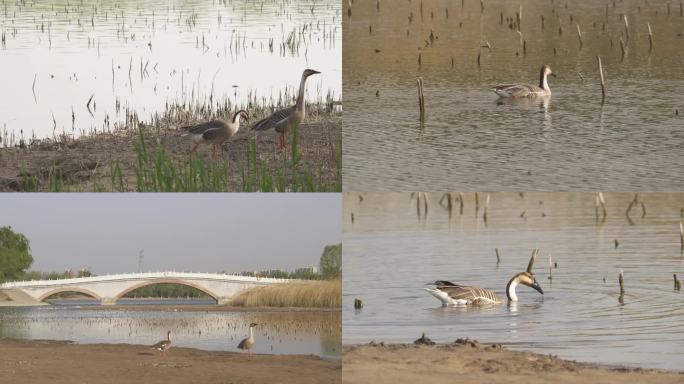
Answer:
[0, 272, 292, 306]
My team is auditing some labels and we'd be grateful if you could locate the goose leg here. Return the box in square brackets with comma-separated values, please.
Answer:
[212, 144, 218, 159]
[191, 143, 199, 153]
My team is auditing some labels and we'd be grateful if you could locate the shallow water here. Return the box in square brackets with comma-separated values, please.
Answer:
[0, 304, 341, 358]
[343, 192, 684, 370]
[343, 0, 684, 190]
[0, 0, 341, 145]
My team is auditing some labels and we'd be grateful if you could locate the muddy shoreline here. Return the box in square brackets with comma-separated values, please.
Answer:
[342, 342, 683, 384]
[0, 339, 340, 384]
[0, 114, 341, 191]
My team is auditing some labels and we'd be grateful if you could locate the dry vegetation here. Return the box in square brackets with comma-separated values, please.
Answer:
[230, 280, 341, 308]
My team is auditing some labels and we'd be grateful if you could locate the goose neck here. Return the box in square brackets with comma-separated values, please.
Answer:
[506, 276, 519, 302]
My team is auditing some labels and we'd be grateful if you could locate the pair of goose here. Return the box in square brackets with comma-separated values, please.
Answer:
[150, 322, 259, 356]
[183, 69, 320, 158]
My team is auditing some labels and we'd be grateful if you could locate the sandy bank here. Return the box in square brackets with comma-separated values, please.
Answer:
[342, 342, 683, 384]
[0, 339, 340, 384]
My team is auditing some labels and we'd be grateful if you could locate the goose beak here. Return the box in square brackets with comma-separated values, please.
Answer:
[549, 73, 557, 78]
[531, 281, 544, 295]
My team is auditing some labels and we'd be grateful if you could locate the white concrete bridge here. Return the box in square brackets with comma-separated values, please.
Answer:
[0, 272, 293, 306]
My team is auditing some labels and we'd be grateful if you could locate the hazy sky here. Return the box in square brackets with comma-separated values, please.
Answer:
[0, 194, 340, 274]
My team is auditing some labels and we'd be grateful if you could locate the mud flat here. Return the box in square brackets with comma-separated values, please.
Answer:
[342, 342, 683, 384]
[0, 115, 340, 192]
[0, 339, 340, 384]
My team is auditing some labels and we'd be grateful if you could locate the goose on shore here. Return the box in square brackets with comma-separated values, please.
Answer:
[237, 322, 258, 355]
[425, 272, 544, 306]
[252, 69, 320, 149]
[182, 110, 248, 159]
[492, 65, 556, 98]
[150, 330, 172, 356]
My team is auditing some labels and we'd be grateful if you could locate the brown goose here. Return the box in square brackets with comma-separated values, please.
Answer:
[150, 330, 171, 356]
[237, 322, 258, 356]
[425, 272, 544, 306]
[252, 69, 320, 149]
[492, 65, 556, 98]
[183, 110, 248, 159]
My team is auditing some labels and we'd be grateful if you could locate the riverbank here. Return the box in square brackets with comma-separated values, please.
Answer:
[342, 342, 683, 384]
[0, 339, 340, 384]
[0, 113, 341, 192]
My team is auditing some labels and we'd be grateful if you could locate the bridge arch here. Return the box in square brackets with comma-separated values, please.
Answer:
[114, 279, 220, 302]
[38, 287, 102, 302]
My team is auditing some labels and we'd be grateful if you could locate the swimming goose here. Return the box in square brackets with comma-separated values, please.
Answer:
[237, 322, 258, 355]
[425, 272, 544, 306]
[492, 65, 556, 98]
[150, 330, 171, 355]
[183, 110, 248, 159]
[252, 69, 321, 149]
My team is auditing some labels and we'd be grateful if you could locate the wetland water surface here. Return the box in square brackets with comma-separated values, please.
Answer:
[0, 0, 341, 145]
[343, 0, 684, 190]
[0, 304, 340, 358]
[343, 192, 684, 370]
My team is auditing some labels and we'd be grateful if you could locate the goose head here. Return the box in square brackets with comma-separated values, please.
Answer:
[507, 272, 544, 301]
[249, 322, 259, 328]
[303, 69, 321, 78]
[541, 65, 556, 78]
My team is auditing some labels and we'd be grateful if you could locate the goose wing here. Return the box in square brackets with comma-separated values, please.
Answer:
[252, 106, 295, 131]
[432, 281, 500, 303]
[150, 340, 170, 350]
[183, 120, 227, 135]
[237, 338, 248, 349]
[493, 84, 542, 97]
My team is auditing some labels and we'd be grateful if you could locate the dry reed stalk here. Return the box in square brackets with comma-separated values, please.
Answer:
[229, 280, 341, 308]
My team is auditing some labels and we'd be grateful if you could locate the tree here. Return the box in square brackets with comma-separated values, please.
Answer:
[319, 243, 341, 279]
[0, 226, 33, 283]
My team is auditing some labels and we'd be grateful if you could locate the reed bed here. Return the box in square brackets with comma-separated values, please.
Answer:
[229, 280, 341, 308]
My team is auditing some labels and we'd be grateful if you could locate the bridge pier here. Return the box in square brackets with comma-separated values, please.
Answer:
[217, 297, 232, 305]
[101, 298, 117, 306]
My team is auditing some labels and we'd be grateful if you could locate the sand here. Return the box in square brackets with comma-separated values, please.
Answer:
[0, 339, 340, 384]
[342, 342, 684, 384]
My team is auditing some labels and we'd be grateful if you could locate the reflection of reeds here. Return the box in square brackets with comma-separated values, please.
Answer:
[230, 280, 341, 308]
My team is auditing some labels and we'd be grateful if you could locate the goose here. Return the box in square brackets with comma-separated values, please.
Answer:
[252, 69, 321, 149]
[492, 65, 556, 98]
[237, 322, 258, 355]
[425, 272, 544, 306]
[182, 110, 248, 159]
[150, 330, 171, 356]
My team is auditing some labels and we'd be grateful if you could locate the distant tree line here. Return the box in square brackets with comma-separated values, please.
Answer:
[1, 227, 342, 299]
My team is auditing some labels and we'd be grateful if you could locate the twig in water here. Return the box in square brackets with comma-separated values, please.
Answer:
[597, 56, 606, 102]
[527, 249, 539, 274]
[32, 73, 38, 104]
[647, 22, 654, 52]
[417, 78, 425, 121]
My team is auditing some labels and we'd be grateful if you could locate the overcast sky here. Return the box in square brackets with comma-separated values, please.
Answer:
[0, 194, 340, 275]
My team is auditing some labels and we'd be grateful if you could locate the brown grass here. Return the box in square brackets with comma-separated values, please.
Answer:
[229, 280, 341, 308]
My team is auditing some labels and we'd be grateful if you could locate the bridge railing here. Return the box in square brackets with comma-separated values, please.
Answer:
[0, 271, 300, 288]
